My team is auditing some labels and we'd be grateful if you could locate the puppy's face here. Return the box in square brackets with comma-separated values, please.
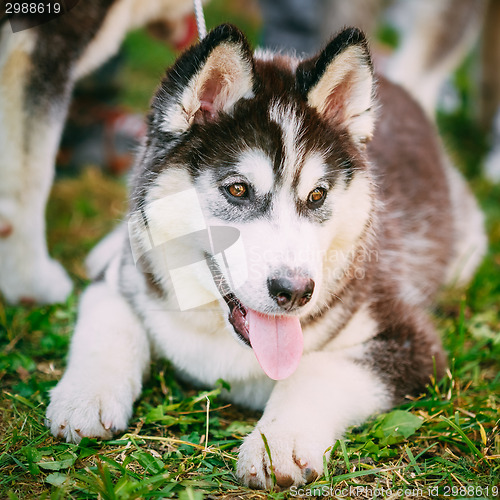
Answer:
[129, 25, 376, 379]
[190, 108, 375, 318]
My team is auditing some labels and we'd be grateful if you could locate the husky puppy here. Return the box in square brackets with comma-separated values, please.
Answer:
[0, 0, 194, 305]
[46, 25, 486, 489]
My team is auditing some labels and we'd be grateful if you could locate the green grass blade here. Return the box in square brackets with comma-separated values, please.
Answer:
[439, 415, 485, 460]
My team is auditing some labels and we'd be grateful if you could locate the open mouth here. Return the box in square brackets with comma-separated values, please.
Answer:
[223, 291, 252, 347]
[207, 255, 304, 381]
[204, 254, 251, 345]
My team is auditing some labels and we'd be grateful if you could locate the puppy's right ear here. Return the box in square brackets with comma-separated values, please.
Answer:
[152, 24, 255, 134]
[296, 28, 375, 147]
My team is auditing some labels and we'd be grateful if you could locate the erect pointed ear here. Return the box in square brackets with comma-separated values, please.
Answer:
[296, 28, 376, 147]
[152, 24, 255, 134]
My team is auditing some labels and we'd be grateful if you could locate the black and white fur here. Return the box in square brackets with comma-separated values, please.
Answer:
[46, 25, 486, 489]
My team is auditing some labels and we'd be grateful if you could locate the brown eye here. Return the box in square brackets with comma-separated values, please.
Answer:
[228, 183, 248, 198]
[308, 187, 326, 205]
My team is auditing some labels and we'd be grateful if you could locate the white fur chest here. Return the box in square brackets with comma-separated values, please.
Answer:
[138, 300, 275, 409]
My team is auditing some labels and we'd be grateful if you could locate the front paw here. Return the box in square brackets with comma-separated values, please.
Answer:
[46, 373, 134, 443]
[237, 426, 328, 490]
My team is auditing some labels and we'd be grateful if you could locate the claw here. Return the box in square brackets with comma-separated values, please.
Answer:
[250, 465, 257, 476]
[303, 467, 318, 483]
[56, 424, 66, 439]
[0, 223, 13, 238]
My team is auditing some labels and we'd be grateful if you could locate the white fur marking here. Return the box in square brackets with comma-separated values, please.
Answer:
[326, 304, 379, 351]
[296, 153, 327, 200]
[234, 149, 274, 195]
[269, 100, 305, 184]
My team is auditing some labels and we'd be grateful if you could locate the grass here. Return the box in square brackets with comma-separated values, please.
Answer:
[1, 3, 499, 498]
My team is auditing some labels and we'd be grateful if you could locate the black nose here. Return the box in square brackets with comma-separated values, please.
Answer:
[267, 271, 315, 311]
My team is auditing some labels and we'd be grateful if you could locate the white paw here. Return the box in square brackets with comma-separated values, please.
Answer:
[0, 256, 72, 305]
[237, 426, 329, 490]
[46, 373, 134, 443]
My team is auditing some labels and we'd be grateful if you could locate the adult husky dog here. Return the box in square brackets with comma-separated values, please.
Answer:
[47, 25, 486, 489]
[0, 0, 194, 305]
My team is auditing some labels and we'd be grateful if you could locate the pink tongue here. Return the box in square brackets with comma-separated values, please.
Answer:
[246, 309, 303, 380]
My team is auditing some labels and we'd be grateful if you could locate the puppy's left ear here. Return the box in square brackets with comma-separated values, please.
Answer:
[296, 28, 375, 146]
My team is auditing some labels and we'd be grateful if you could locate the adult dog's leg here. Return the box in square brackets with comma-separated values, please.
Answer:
[46, 279, 150, 443]
[0, 28, 73, 304]
[386, 0, 485, 116]
[481, 0, 500, 182]
[0, 0, 197, 304]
